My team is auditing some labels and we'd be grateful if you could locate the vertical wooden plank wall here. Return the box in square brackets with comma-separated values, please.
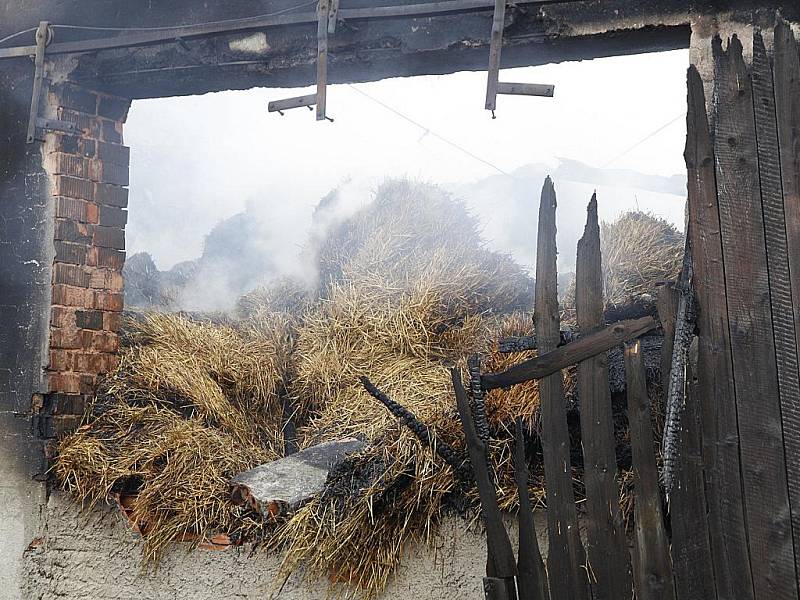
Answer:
[774, 20, 800, 580]
[676, 22, 800, 599]
[712, 33, 797, 600]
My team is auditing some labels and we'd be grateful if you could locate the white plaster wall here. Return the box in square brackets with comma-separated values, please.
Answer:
[20, 492, 549, 600]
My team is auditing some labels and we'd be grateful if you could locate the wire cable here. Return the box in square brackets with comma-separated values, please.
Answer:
[601, 112, 685, 168]
[347, 84, 511, 177]
[0, 0, 317, 47]
[0, 27, 38, 46]
[50, 1, 317, 32]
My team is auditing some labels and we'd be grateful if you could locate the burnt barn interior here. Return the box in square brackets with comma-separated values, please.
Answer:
[2, 1, 800, 599]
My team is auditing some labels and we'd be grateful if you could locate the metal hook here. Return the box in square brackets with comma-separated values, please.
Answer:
[491, 110, 497, 120]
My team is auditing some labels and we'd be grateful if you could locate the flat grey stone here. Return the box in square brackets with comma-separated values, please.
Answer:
[230, 438, 365, 518]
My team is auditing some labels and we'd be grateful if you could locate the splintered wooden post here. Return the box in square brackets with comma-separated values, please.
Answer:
[575, 194, 632, 600]
[656, 283, 678, 398]
[534, 176, 589, 600]
[684, 62, 749, 600]
[514, 418, 548, 600]
[624, 340, 675, 600]
[713, 34, 796, 599]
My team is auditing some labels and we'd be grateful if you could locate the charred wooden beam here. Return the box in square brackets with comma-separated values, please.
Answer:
[360, 376, 469, 477]
[482, 315, 657, 390]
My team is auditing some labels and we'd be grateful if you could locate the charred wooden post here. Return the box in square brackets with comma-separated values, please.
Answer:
[497, 330, 575, 354]
[514, 418, 548, 600]
[624, 339, 675, 600]
[534, 176, 589, 600]
[482, 316, 657, 390]
[575, 193, 632, 600]
[469, 354, 491, 444]
[660, 235, 694, 495]
[452, 369, 518, 600]
[360, 376, 469, 478]
[669, 337, 715, 599]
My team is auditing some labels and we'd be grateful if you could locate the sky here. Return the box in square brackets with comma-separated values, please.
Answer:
[125, 48, 689, 276]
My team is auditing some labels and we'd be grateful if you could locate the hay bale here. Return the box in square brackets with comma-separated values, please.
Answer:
[313, 179, 534, 313]
[562, 211, 684, 311]
[55, 312, 295, 560]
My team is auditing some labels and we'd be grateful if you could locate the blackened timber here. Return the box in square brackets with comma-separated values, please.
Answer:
[753, 27, 800, 584]
[497, 330, 575, 353]
[514, 418, 548, 600]
[670, 338, 716, 600]
[575, 194, 632, 600]
[655, 283, 678, 410]
[624, 339, 675, 600]
[774, 19, 800, 578]
[452, 369, 517, 598]
[482, 315, 656, 390]
[685, 63, 749, 600]
[713, 35, 796, 599]
[533, 176, 589, 600]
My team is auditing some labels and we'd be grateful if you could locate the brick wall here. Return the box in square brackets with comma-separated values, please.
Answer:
[37, 82, 130, 440]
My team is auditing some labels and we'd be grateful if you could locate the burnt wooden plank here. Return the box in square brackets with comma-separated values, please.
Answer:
[625, 339, 675, 600]
[670, 337, 716, 600]
[575, 194, 632, 600]
[774, 18, 800, 576]
[712, 34, 796, 600]
[482, 316, 657, 390]
[534, 176, 589, 600]
[656, 283, 678, 397]
[685, 61, 750, 600]
[753, 27, 800, 584]
[515, 418, 549, 600]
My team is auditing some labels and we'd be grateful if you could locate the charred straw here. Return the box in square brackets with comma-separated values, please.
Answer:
[359, 376, 470, 478]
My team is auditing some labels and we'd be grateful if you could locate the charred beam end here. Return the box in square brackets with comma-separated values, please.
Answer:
[482, 315, 658, 390]
[359, 376, 468, 477]
[497, 330, 575, 354]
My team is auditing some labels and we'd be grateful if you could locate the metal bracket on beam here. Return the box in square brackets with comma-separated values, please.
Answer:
[485, 0, 553, 117]
[268, 0, 333, 122]
[26, 21, 51, 144]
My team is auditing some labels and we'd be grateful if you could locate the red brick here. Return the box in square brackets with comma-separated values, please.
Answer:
[51, 306, 76, 329]
[100, 119, 122, 144]
[93, 226, 125, 250]
[103, 311, 123, 332]
[47, 372, 81, 394]
[54, 241, 88, 265]
[95, 183, 128, 208]
[93, 291, 124, 312]
[89, 159, 129, 186]
[47, 153, 90, 178]
[54, 196, 87, 221]
[49, 349, 74, 372]
[50, 327, 91, 350]
[75, 309, 104, 330]
[46, 393, 89, 416]
[51, 284, 91, 307]
[95, 247, 125, 269]
[96, 141, 130, 166]
[85, 202, 99, 224]
[79, 374, 97, 395]
[53, 263, 89, 288]
[91, 331, 119, 353]
[57, 108, 100, 139]
[98, 205, 127, 227]
[55, 219, 93, 244]
[49, 134, 96, 158]
[54, 175, 94, 201]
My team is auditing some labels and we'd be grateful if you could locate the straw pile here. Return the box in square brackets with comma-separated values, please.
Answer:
[56, 311, 296, 561]
[55, 179, 659, 599]
[563, 210, 684, 311]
